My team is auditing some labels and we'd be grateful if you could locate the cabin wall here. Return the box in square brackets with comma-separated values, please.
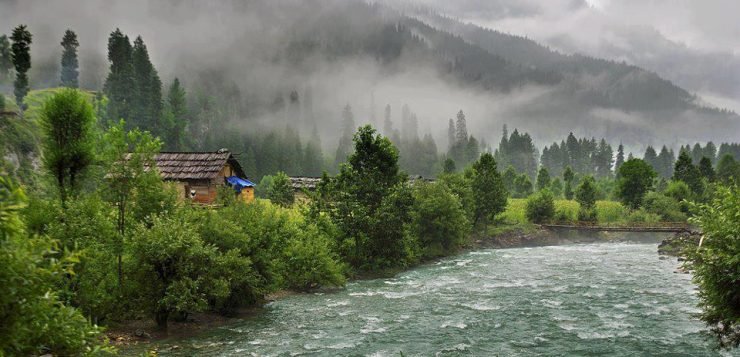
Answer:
[240, 187, 255, 202]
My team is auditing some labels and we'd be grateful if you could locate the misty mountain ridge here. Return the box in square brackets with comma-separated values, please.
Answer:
[2, 0, 738, 152]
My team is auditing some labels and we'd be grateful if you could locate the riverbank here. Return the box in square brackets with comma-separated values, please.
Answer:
[118, 242, 712, 356]
[110, 224, 677, 352]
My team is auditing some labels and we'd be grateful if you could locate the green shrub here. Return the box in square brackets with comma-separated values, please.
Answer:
[128, 214, 250, 329]
[687, 185, 740, 348]
[525, 190, 555, 223]
[410, 182, 470, 258]
[266, 171, 295, 207]
[626, 209, 661, 224]
[596, 200, 628, 223]
[0, 177, 112, 355]
[642, 192, 687, 222]
[578, 207, 598, 222]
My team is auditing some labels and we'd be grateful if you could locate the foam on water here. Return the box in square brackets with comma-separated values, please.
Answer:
[137, 242, 723, 356]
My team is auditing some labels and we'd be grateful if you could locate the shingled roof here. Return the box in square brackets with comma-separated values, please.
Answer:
[152, 150, 246, 180]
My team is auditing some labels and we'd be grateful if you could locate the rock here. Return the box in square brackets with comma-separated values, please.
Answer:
[134, 329, 152, 339]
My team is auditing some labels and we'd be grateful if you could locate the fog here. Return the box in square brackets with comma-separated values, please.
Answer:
[1, 0, 738, 156]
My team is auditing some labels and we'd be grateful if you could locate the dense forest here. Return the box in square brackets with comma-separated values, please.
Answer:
[1, 0, 740, 354]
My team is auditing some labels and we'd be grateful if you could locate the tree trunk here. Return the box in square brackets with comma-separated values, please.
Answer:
[155, 309, 169, 330]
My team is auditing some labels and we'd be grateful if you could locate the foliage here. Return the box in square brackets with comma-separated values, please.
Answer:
[0, 35, 11, 82]
[266, 171, 295, 207]
[39, 89, 96, 206]
[525, 189, 555, 223]
[575, 176, 598, 221]
[494, 126, 537, 179]
[0, 177, 112, 355]
[11, 25, 32, 109]
[128, 214, 242, 328]
[438, 171, 475, 222]
[161, 78, 188, 151]
[563, 166, 574, 200]
[536, 166, 550, 191]
[410, 182, 470, 258]
[698, 157, 715, 182]
[616, 158, 655, 209]
[471, 152, 508, 225]
[716, 154, 739, 185]
[642, 192, 687, 222]
[674, 150, 704, 195]
[687, 185, 740, 349]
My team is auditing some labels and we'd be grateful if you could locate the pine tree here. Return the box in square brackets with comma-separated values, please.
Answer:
[131, 36, 163, 134]
[104, 29, 135, 124]
[383, 104, 392, 137]
[656, 146, 675, 178]
[60, 29, 79, 88]
[536, 166, 551, 191]
[674, 150, 703, 195]
[615, 143, 625, 173]
[643, 146, 658, 173]
[447, 119, 455, 149]
[0, 35, 12, 82]
[698, 157, 715, 182]
[162, 78, 187, 150]
[10, 25, 32, 110]
[471, 153, 508, 227]
[335, 104, 355, 168]
[563, 166, 575, 200]
[455, 110, 468, 144]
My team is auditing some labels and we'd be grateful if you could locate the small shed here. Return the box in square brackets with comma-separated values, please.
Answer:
[289, 176, 322, 203]
[153, 149, 255, 204]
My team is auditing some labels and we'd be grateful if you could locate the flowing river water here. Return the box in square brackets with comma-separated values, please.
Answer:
[142, 238, 735, 356]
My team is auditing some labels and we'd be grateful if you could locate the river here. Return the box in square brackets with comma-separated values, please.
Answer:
[145, 240, 732, 356]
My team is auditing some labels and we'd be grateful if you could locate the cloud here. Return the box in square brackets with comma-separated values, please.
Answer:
[408, 0, 740, 114]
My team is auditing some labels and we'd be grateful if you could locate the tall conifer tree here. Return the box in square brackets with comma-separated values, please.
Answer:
[10, 25, 32, 110]
[60, 29, 79, 88]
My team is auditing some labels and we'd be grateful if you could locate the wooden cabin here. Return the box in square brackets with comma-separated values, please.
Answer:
[289, 176, 322, 203]
[153, 149, 255, 204]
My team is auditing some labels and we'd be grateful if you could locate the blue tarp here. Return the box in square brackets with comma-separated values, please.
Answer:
[226, 176, 255, 192]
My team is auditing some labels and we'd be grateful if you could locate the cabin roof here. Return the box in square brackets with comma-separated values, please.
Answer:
[152, 150, 246, 180]
[290, 176, 322, 190]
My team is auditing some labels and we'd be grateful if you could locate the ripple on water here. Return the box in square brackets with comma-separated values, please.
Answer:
[141, 243, 718, 357]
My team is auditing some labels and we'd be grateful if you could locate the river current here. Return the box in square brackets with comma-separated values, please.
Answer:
[150, 241, 733, 356]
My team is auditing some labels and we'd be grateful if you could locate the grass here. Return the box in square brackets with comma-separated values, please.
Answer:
[500, 198, 632, 226]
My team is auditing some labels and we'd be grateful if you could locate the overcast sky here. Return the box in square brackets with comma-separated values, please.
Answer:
[410, 0, 740, 111]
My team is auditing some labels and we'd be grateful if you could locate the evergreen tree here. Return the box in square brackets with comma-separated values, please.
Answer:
[563, 166, 575, 200]
[303, 136, 324, 177]
[443, 157, 456, 174]
[615, 143, 625, 173]
[471, 152, 507, 227]
[656, 146, 675, 178]
[674, 150, 703, 195]
[536, 166, 551, 191]
[131, 36, 163, 134]
[716, 154, 739, 185]
[595, 139, 613, 178]
[455, 110, 468, 144]
[103, 29, 135, 124]
[335, 104, 355, 168]
[513, 174, 533, 198]
[0, 35, 12, 82]
[447, 118, 455, 149]
[10, 25, 32, 110]
[383, 104, 392, 137]
[691, 143, 704, 164]
[643, 146, 658, 172]
[616, 159, 655, 209]
[0, 94, 4, 112]
[39, 89, 95, 207]
[698, 157, 715, 182]
[704, 141, 717, 164]
[575, 176, 598, 210]
[162, 78, 187, 150]
[59, 29, 79, 88]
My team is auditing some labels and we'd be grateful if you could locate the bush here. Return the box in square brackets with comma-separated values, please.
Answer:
[525, 190, 555, 223]
[642, 192, 687, 222]
[0, 177, 112, 355]
[282, 222, 346, 291]
[128, 214, 250, 329]
[578, 207, 598, 222]
[596, 201, 628, 223]
[687, 185, 740, 348]
[626, 209, 661, 224]
[410, 182, 470, 258]
[266, 171, 295, 207]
